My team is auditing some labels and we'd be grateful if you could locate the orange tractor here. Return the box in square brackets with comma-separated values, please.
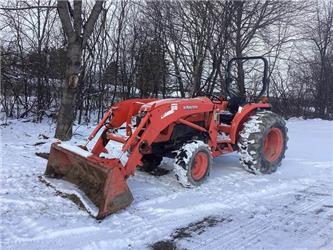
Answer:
[45, 57, 287, 219]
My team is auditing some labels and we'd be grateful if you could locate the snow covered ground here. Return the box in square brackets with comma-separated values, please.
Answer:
[0, 118, 332, 249]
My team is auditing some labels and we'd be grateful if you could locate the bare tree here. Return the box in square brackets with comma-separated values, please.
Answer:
[55, 0, 105, 140]
[0, 0, 58, 119]
[230, 1, 301, 96]
[309, 0, 333, 117]
[289, 0, 333, 119]
[1, 0, 331, 122]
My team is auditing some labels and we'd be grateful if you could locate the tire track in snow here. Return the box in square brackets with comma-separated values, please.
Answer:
[3, 210, 163, 249]
[0, 183, 296, 249]
[4, 164, 331, 250]
[187, 184, 332, 250]
[233, 197, 330, 249]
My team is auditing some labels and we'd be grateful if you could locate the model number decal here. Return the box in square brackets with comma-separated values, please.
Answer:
[183, 105, 198, 110]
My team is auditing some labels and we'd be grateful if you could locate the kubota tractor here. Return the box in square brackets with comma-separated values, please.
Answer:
[44, 57, 288, 219]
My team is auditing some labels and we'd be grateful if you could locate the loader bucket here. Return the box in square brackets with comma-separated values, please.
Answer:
[44, 142, 133, 219]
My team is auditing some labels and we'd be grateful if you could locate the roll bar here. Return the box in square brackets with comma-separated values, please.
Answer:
[225, 56, 269, 98]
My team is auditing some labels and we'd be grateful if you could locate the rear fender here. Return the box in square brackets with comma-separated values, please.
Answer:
[229, 103, 271, 144]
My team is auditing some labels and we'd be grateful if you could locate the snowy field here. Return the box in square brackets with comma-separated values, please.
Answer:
[1, 118, 333, 249]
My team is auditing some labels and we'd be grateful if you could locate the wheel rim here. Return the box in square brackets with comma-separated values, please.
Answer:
[263, 128, 284, 162]
[191, 152, 208, 181]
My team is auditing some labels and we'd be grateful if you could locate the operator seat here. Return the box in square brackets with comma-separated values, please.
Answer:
[219, 96, 246, 124]
[228, 96, 246, 113]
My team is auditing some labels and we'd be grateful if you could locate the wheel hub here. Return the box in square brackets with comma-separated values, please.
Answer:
[191, 152, 208, 181]
[263, 128, 284, 162]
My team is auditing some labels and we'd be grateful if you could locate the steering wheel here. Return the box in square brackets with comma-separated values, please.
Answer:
[209, 94, 223, 104]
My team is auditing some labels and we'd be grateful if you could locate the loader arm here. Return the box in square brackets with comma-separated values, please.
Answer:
[122, 97, 215, 176]
[90, 98, 157, 156]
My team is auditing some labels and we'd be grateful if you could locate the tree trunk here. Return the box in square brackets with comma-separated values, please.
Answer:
[55, 40, 82, 140]
[55, 0, 104, 140]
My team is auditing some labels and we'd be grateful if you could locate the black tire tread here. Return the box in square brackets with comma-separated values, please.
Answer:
[174, 140, 212, 187]
[238, 110, 288, 174]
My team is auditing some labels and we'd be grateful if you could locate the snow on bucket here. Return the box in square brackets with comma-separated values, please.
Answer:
[44, 142, 133, 219]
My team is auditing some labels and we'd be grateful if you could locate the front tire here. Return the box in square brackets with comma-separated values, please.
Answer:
[238, 110, 288, 174]
[174, 141, 212, 187]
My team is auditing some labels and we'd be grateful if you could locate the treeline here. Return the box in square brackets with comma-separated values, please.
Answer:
[1, 0, 332, 123]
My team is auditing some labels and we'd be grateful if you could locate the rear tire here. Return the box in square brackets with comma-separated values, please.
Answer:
[238, 110, 288, 174]
[174, 141, 212, 187]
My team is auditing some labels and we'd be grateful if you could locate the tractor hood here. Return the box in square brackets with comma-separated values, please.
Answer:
[140, 97, 213, 113]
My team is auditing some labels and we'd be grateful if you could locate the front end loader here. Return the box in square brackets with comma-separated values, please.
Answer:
[44, 57, 288, 219]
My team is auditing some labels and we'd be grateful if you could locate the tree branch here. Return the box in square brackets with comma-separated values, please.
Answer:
[57, 0, 74, 37]
[82, 0, 105, 48]
[73, 0, 82, 36]
[0, 6, 56, 11]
